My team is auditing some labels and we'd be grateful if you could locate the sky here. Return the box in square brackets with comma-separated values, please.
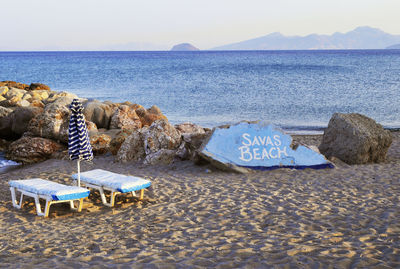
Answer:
[2, 0, 400, 50]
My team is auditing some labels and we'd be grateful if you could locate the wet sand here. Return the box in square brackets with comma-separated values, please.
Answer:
[0, 132, 399, 268]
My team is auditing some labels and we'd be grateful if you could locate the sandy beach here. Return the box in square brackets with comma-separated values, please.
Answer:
[0, 132, 399, 268]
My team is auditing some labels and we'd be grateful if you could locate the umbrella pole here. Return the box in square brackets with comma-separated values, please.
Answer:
[77, 159, 81, 187]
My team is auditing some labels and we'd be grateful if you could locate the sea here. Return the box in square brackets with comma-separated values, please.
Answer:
[1, 50, 400, 167]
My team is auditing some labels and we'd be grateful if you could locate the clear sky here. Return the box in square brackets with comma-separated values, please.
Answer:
[2, 0, 400, 50]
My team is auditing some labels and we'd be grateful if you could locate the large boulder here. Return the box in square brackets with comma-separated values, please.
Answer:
[176, 132, 210, 161]
[136, 105, 168, 127]
[27, 97, 74, 143]
[6, 137, 64, 164]
[0, 86, 9, 96]
[89, 133, 112, 155]
[115, 127, 148, 162]
[28, 83, 51, 91]
[0, 107, 42, 139]
[116, 120, 182, 164]
[84, 100, 115, 129]
[0, 81, 29, 90]
[142, 120, 182, 156]
[109, 105, 142, 129]
[319, 113, 393, 164]
[174, 122, 209, 161]
[109, 129, 134, 155]
[45, 91, 78, 103]
[0, 106, 12, 118]
[175, 122, 205, 134]
[30, 90, 50, 101]
[10, 107, 43, 136]
[1, 88, 28, 107]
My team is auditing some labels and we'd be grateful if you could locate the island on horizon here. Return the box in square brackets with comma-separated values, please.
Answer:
[170, 43, 200, 51]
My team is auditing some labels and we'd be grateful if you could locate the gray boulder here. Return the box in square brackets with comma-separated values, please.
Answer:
[6, 136, 64, 164]
[175, 122, 205, 134]
[319, 113, 392, 164]
[110, 105, 142, 129]
[0, 107, 42, 139]
[84, 100, 115, 129]
[116, 120, 182, 164]
[116, 127, 148, 162]
[0, 106, 12, 118]
[10, 107, 44, 136]
[27, 97, 74, 143]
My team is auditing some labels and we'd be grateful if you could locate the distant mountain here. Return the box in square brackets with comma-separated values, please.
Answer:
[171, 43, 199, 51]
[386, 44, 400, 49]
[213, 26, 400, 50]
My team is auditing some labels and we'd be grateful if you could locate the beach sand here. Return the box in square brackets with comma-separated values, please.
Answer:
[1, 132, 399, 268]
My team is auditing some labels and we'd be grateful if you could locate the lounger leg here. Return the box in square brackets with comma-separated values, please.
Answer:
[10, 187, 22, 209]
[139, 189, 144, 200]
[44, 200, 52, 217]
[99, 187, 108, 205]
[77, 198, 83, 212]
[131, 191, 136, 197]
[110, 192, 117, 207]
[70, 200, 75, 209]
[34, 195, 45, 217]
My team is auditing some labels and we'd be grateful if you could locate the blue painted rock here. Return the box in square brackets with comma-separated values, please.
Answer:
[199, 122, 333, 173]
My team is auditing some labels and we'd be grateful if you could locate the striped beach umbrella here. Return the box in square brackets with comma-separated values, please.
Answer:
[68, 99, 93, 187]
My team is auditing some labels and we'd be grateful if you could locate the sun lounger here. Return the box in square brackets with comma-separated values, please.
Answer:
[9, 179, 90, 217]
[71, 169, 151, 207]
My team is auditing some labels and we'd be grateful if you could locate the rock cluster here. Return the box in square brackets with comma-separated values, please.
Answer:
[0, 81, 209, 165]
[319, 113, 392, 164]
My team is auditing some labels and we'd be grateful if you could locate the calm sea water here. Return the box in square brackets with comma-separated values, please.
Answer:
[1, 50, 399, 132]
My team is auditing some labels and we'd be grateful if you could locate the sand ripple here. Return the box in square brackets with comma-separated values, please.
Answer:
[0, 132, 400, 268]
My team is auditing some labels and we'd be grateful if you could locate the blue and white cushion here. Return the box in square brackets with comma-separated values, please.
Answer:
[72, 169, 151, 193]
[9, 179, 90, 201]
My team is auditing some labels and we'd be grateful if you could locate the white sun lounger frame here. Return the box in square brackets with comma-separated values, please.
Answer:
[82, 182, 145, 207]
[10, 186, 84, 217]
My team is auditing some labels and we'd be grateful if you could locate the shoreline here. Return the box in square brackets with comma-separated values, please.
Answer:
[0, 131, 399, 267]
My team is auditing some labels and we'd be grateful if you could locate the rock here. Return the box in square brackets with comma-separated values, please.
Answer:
[89, 133, 111, 155]
[0, 138, 11, 151]
[30, 99, 45, 108]
[116, 120, 181, 164]
[143, 120, 182, 156]
[28, 83, 51, 91]
[136, 105, 168, 127]
[16, 99, 31, 107]
[84, 100, 115, 129]
[30, 90, 49, 101]
[109, 129, 134, 155]
[27, 97, 73, 143]
[0, 81, 29, 90]
[109, 105, 142, 129]
[176, 132, 210, 161]
[319, 113, 393, 164]
[0, 96, 6, 102]
[6, 137, 64, 164]
[10, 107, 43, 136]
[0, 106, 12, 118]
[45, 91, 78, 103]
[5, 87, 27, 100]
[115, 127, 148, 162]
[199, 122, 333, 173]
[144, 149, 177, 165]
[0, 107, 42, 139]
[175, 122, 205, 134]
[86, 120, 98, 134]
[0, 86, 9, 96]
[0, 113, 12, 139]
[22, 93, 32, 101]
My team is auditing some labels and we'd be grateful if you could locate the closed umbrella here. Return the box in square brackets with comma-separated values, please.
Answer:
[68, 99, 93, 187]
